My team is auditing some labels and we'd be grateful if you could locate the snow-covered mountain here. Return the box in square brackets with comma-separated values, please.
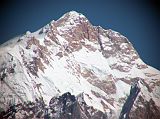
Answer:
[0, 11, 160, 119]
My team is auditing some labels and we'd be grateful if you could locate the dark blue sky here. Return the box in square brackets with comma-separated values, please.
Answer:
[0, 0, 159, 70]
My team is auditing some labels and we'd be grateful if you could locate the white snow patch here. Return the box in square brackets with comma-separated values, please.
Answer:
[104, 46, 112, 51]
[120, 43, 128, 49]
[73, 47, 111, 72]
[100, 35, 110, 43]
[115, 80, 130, 99]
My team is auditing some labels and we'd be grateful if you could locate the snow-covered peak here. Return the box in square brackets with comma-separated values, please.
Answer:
[63, 11, 86, 20]
[0, 11, 160, 119]
[56, 11, 88, 27]
[68, 11, 83, 17]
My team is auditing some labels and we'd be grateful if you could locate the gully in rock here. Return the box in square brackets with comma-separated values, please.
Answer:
[119, 81, 140, 119]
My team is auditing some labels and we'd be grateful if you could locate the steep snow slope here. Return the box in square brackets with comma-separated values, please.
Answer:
[0, 11, 160, 119]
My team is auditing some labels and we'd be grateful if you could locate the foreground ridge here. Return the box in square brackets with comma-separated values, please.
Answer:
[0, 92, 107, 119]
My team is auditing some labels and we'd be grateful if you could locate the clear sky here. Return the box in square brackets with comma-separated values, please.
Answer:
[0, 0, 159, 70]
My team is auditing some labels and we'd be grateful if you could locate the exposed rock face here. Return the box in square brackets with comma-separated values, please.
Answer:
[0, 11, 160, 119]
[0, 92, 107, 119]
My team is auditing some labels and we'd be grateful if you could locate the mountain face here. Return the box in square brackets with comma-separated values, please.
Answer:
[0, 11, 160, 119]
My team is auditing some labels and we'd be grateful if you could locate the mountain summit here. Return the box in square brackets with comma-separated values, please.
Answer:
[0, 11, 160, 119]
